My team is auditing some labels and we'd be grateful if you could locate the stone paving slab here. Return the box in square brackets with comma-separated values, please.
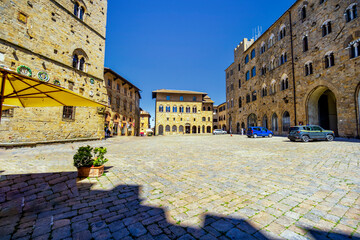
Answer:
[0, 135, 360, 239]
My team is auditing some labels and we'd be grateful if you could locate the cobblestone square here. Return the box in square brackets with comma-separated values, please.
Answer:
[1, 135, 359, 239]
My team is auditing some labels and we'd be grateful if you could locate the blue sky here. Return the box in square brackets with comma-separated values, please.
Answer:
[104, 0, 294, 126]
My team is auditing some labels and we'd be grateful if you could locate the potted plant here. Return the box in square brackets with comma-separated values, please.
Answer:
[73, 145, 108, 178]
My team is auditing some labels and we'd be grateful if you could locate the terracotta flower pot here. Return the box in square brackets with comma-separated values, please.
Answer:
[77, 165, 104, 178]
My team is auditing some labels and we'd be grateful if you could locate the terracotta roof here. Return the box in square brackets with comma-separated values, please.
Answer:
[140, 110, 150, 116]
[203, 95, 214, 103]
[152, 89, 207, 98]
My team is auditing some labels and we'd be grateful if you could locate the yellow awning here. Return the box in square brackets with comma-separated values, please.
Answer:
[0, 68, 107, 110]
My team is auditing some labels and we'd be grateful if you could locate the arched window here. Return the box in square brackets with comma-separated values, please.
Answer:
[303, 36, 309, 52]
[166, 106, 170, 112]
[247, 113, 257, 127]
[79, 57, 85, 71]
[305, 62, 313, 76]
[270, 80, 276, 95]
[246, 94, 251, 103]
[252, 91, 257, 101]
[172, 125, 177, 132]
[251, 49, 256, 59]
[282, 111, 290, 133]
[207, 126, 212, 133]
[159, 105, 163, 112]
[130, 103, 133, 112]
[281, 75, 289, 91]
[239, 97, 242, 108]
[272, 113, 278, 131]
[180, 96, 184, 101]
[322, 21, 332, 37]
[260, 42, 266, 54]
[179, 106, 184, 113]
[72, 54, 78, 68]
[74, 2, 85, 20]
[261, 85, 267, 97]
[245, 55, 249, 64]
[231, 99, 234, 108]
[251, 67, 256, 77]
[186, 106, 190, 113]
[262, 115, 268, 129]
[173, 106, 177, 112]
[179, 125, 184, 132]
[279, 25, 286, 40]
[324, 52, 335, 68]
[350, 40, 360, 59]
[268, 34, 275, 48]
[246, 71, 250, 81]
[202, 117, 206, 121]
[165, 125, 170, 132]
[345, 4, 358, 22]
[192, 106, 197, 113]
[301, 6, 306, 20]
[261, 65, 267, 75]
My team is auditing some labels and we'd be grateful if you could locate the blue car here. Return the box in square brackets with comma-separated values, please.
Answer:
[247, 127, 273, 138]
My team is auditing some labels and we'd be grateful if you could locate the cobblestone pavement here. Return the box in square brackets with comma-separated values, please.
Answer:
[1, 135, 360, 239]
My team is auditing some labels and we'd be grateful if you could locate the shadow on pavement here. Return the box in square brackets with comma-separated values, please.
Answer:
[0, 171, 357, 239]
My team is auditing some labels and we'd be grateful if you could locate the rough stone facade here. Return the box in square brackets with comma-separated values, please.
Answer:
[0, 0, 108, 142]
[103, 68, 141, 137]
[226, 0, 360, 137]
[140, 110, 151, 135]
[152, 90, 214, 136]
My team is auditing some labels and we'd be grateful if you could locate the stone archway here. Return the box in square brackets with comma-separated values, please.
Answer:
[262, 115, 268, 129]
[192, 126, 197, 134]
[236, 122, 240, 133]
[247, 113, 257, 128]
[307, 86, 338, 135]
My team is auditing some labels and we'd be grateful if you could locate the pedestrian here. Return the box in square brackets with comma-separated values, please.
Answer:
[241, 128, 244, 135]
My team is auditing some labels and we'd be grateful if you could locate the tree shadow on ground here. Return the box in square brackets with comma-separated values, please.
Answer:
[0, 172, 358, 239]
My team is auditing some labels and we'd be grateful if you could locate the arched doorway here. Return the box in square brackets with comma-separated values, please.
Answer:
[179, 125, 184, 133]
[198, 126, 201, 134]
[158, 125, 164, 135]
[202, 125, 205, 133]
[247, 113, 257, 128]
[272, 113, 278, 132]
[262, 115, 268, 129]
[282, 111, 290, 133]
[222, 125, 226, 131]
[307, 86, 338, 135]
[241, 122, 245, 129]
[185, 124, 191, 134]
[207, 126, 211, 133]
[236, 122, 240, 133]
[192, 126, 197, 134]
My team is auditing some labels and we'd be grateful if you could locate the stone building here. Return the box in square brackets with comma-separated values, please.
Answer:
[104, 68, 141, 137]
[152, 89, 214, 135]
[226, 0, 360, 137]
[212, 105, 219, 130]
[140, 110, 151, 135]
[0, 0, 108, 142]
[217, 102, 227, 131]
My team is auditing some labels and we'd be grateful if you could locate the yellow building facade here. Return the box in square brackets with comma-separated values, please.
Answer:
[140, 110, 151, 135]
[152, 90, 214, 135]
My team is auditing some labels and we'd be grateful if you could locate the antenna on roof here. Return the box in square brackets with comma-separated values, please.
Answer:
[253, 26, 263, 41]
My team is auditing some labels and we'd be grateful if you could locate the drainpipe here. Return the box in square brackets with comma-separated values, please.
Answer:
[289, 10, 297, 126]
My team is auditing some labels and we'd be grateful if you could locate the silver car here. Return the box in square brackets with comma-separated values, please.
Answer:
[213, 129, 227, 135]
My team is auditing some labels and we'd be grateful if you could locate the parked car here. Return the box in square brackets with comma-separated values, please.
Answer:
[246, 127, 273, 138]
[213, 129, 227, 135]
[288, 125, 335, 142]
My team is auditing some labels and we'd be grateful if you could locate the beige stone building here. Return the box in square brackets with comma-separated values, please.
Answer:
[216, 102, 228, 131]
[140, 110, 151, 135]
[103, 68, 141, 137]
[0, 0, 108, 142]
[152, 90, 214, 135]
[226, 0, 360, 137]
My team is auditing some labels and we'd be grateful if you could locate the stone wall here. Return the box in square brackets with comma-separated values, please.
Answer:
[226, 0, 360, 137]
[0, 0, 108, 143]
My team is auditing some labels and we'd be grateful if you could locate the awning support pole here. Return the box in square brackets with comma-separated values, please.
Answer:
[0, 71, 7, 122]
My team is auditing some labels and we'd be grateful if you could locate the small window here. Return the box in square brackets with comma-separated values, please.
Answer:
[281, 78, 289, 90]
[305, 62, 313, 76]
[180, 96, 184, 101]
[238, 64, 241, 71]
[63, 106, 75, 120]
[238, 79, 241, 88]
[345, 4, 358, 22]
[202, 117, 206, 121]
[192, 106, 197, 113]
[238, 97, 242, 108]
[166, 96, 170, 101]
[350, 41, 360, 59]
[251, 49, 255, 59]
[246, 94, 251, 103]
[173, 106, 177, 112]
[260, 43, 266, 54]
[245, 55, 249, 64]
[303, 36, 309, 52]
[279, 26, 286, 40]
[251, 67, 256, 77]
[179, 106, 184, 113]
[166, 106, 170, 112]
[186, 106, 190, 113]
[252, 91, 257, 101]
[324, 53, 335, 68]
[2, 109, 14, 118]
[159, 105, 164, 112]
[246, 71, 250, 81]
[193, 96, 197, 101]
[74, 2, 85, 20]
[320, 0, 326, 4]
[301, 6, 306, 20]
[322, 21, 332, 37]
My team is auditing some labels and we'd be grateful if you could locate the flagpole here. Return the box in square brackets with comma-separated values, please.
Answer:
[0, 71, 7, 122]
